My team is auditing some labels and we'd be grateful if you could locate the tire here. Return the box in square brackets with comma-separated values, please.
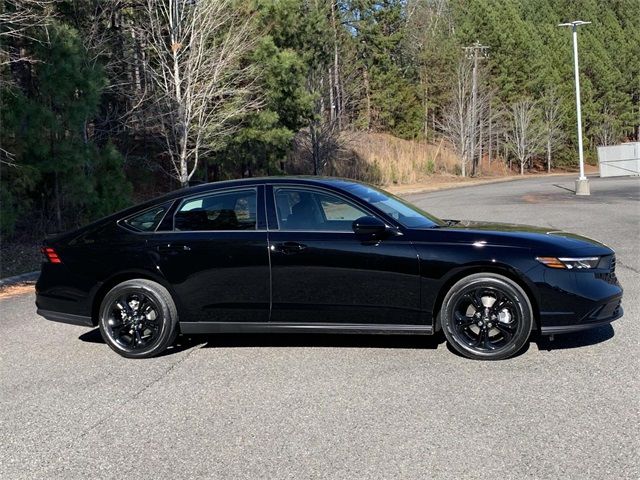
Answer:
[98, 279, 178, 359]
[440, 273, 533, 360]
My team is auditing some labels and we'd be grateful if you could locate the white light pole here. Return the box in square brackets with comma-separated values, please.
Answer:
[558, 20, 591, 195]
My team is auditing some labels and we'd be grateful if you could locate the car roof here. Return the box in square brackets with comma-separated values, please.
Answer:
[156, 176, 365, 202]
[126, 176, 368, 219]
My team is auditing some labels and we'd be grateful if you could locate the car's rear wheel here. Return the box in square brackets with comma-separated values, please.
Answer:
[98, 279, 178, 359]
[440, 273, 533, 360]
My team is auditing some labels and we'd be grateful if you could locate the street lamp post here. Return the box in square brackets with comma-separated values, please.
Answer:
[558, 20, 591, 196]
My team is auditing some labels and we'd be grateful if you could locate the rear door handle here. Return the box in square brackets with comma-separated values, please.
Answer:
[156, 243, 191, 253]
[271, 242, 307, 254]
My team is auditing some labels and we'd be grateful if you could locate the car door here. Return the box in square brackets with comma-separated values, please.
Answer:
[147, 186, 270, 323]
[267, 184, 421, 325]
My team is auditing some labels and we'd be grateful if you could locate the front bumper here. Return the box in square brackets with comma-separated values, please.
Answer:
[534, 260, 624, 335]
[540, 304, 623, 335]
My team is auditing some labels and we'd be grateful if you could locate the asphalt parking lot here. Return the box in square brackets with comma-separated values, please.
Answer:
[1, 175, 638, 479]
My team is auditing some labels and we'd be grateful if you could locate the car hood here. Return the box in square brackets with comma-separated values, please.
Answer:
[427, 219, 613, 256]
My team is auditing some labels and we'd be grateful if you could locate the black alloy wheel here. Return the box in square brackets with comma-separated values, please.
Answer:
[440, 273, 533, 360]
[106, 292, 160, 349]
[99, 279, 178, 359]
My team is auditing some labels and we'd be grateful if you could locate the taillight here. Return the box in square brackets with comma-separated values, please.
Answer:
[41, 247, 62, 264]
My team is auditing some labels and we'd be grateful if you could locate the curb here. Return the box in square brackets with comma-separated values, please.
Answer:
[389, 173, 580, 197]
[0, 271, 39, 288]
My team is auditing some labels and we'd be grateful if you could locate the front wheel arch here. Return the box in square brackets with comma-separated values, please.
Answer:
[440, 272, 534, 360]
[432, 264, 539, 332]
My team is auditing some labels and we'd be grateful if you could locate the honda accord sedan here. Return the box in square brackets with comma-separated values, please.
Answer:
[36, 177, 623, 360]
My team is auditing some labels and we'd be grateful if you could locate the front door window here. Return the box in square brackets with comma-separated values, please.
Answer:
[274, 187, 369, 231]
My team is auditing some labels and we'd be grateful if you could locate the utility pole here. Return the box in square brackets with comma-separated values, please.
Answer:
[558, 20, 591, 195]
[463, 41, 489, 177]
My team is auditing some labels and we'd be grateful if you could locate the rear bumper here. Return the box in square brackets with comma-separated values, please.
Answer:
[35, 262, 96, 322]
[36, 309, 93, 327]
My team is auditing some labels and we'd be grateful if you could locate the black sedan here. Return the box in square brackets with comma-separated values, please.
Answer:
[36, 177, 623, 360]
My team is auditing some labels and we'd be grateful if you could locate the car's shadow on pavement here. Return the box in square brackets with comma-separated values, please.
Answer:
[78, 328, 201, 357]
[79, 324, 615, 357]
[533, 324, 615, 351]
[445, 325, 615, 360]
[197, 332, 447, 350]
[79, 328, 446, 352]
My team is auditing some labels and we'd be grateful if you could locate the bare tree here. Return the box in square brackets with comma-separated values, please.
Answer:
[439, 59, 491, 177]
[0, 0, 52, 65]
[329, 0, 344, 130]
[144, 0, 260, 187]
[594, 105, 618, 147]
[405, 0, 453, 140]
[506, 99, 545, 175]
[304, 56, 353, 176]
[542, 91, 564, 173]
[1, 1, 53, 166]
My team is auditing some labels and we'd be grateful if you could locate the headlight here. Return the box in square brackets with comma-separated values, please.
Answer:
[536, 256, 600, 269]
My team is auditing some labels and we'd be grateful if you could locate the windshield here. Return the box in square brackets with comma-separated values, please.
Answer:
[342, 183, 444, 228]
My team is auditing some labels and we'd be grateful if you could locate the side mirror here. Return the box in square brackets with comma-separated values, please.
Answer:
[352, 216, 387, 236]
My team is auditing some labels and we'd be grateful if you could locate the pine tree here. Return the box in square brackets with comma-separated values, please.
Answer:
[0, 20, 130, 235]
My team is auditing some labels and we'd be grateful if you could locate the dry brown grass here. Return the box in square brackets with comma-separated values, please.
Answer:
[0, 284, 34, 298]
[346, 132, 459, 184]
[287, 131, 583, 186]
[289, 131, 460, 186]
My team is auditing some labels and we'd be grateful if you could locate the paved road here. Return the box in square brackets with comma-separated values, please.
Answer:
[1, 175, 638, 479]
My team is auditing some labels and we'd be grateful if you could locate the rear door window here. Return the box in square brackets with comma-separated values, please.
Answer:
[174, 189, 257, 231]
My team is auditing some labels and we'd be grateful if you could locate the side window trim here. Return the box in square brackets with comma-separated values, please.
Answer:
[172, 186, 261, 232]
[270, 184, 383, 233]
[155, 199, 180, 232]
[265, 184, 279, 230]
[118, 201, 174, 234]
[256, 185, 267, 230]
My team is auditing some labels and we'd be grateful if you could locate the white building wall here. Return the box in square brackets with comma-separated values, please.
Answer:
[597, 143, 640, 177]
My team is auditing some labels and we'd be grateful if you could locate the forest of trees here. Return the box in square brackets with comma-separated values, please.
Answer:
[1, 0, 639, 240]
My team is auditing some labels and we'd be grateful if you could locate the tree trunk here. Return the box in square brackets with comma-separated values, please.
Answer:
[423, 82, 429, 139]
[478, 122, 483, 176]
[547, 139, 552, 173]
[520, 160, 524, 175]
[330, 0, 342, 129]
[488, 105, 492, 165]
[328, 67, 335, 123]
[310, 121, 319, 175]
[130, 20, 142, 93]
[180, 154, 188, 186]
[54, 172, 62, 231]
[362, 65, 371, 131]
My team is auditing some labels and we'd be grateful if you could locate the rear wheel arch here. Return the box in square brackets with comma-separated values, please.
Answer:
[98, 278, 179, 358]
[432, 264, 539, 332]
[91, 271, 180, 326]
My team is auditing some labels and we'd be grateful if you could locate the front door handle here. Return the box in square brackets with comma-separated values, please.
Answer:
[271, 242, 307, 254]
[156, 243, 191, 254]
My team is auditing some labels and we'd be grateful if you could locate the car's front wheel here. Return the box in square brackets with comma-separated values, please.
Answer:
[98, 279, 178, 359]
[440, 273, 533, 360]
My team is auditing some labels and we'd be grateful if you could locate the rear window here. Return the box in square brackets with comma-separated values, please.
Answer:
[122, 203, 170, 232]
